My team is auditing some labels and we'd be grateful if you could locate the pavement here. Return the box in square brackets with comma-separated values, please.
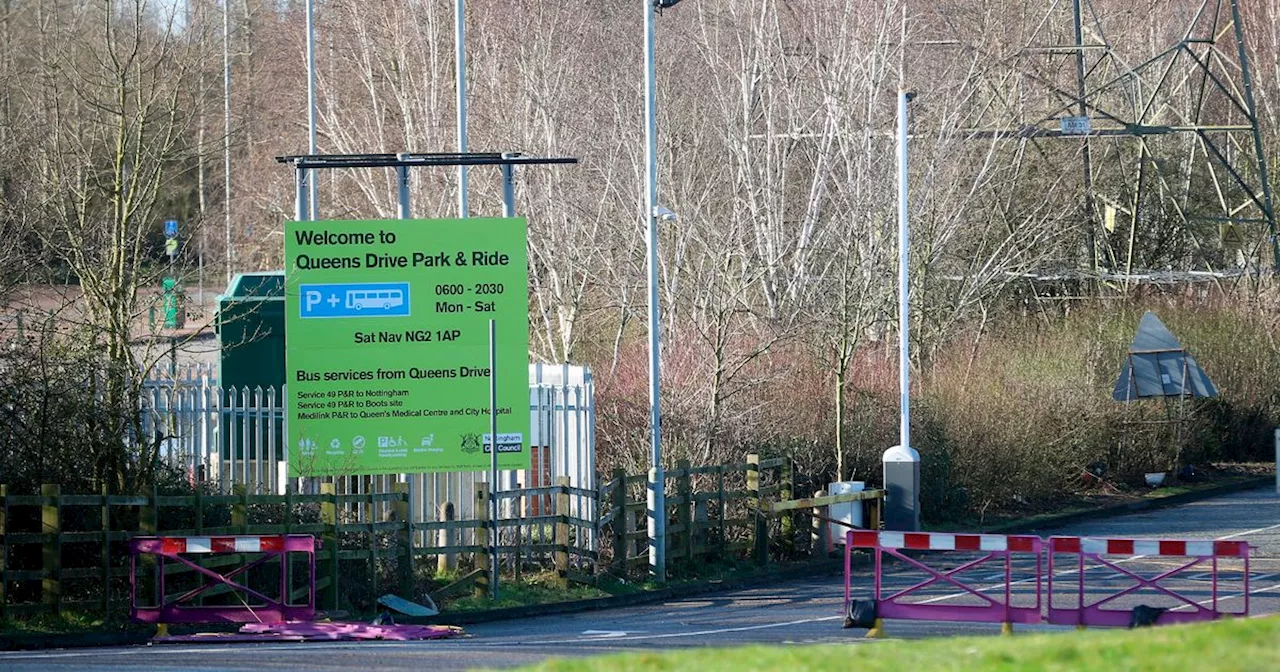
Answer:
[1, 486, 1276, 671]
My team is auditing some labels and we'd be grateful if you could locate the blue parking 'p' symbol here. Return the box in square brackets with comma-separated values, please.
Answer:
[299, 282, 411, 319]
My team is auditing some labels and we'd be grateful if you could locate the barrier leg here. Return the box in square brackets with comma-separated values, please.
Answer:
[866, 618, 885, 639]
[1000, 622, 1013, 636]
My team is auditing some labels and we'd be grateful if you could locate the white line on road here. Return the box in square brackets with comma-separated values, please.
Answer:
[541, 615, 845, 645]
[1168, 574, 1280, 612]
[1218, 522, 1280, 540]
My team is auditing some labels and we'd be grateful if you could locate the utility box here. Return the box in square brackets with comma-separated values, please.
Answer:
[216, 272, 286, 467]
[217, 272, 286, 391]
[828, 481, 866, 542]
[883, 444, 921, 531]
[162, 277, 186, 329]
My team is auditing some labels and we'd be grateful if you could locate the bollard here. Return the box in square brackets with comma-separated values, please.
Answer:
[437, 502, 457, 573]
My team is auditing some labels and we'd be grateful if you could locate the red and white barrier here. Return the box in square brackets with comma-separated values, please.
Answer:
[844, 531, 1043, 631]
[130, 535, 315, 625]
[1046, 535, 1250, 628]
[843, 531, 1253, 633]
[159, 536, 287, 554]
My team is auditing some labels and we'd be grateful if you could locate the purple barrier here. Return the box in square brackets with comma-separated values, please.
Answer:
[130, 535, 316, 624]
[1046, 536, 1251, 628]
[844, 530, 1043, 630]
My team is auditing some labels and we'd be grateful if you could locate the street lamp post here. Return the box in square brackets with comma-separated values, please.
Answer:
[643, 0, 666, 583]
[882, 89, 921, 531]
[305, 0, 318, 217]
[455, 0, 470, 218]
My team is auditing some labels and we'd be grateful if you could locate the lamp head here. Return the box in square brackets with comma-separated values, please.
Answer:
[653, 206, 678, 223]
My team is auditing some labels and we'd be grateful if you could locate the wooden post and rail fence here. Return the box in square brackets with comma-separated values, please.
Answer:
[0, 455, 883, 620]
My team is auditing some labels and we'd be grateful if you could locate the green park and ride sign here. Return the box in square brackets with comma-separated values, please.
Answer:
[284, 218, 530, 476]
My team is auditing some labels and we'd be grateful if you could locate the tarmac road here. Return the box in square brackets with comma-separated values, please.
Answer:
[2, 486, 1276, 672]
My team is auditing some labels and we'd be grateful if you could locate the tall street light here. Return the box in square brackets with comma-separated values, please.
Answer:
[455, 0, 470, 218]
[305, 0, 318, 218]
[882, 89, 921, 531]
[643, 0, 681, 583]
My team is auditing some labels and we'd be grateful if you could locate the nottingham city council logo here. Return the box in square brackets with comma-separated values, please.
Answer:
[460, 433, 482, 454]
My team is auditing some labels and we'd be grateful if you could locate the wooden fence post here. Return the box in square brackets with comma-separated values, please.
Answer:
[139, 484, 157, 536]
[868, 494, 882, 531]
[320, 482, 339, 610]
[282, 485, 291, 535]
[437, 502, 456, 574]
[41, 484, 61, 614]
[231, 484, 248, 532]
[693, 498, 708, 564]
[611, 468, 627, 577]
[716, 468, 727, 552]
[393, 481, 412, 597]
[100, 484, 111, 615]
[474, 482, 490, 599]
[513, 488, 523, 583]
[812, 489, 829, 558]
[780, 457, 794, 556]
[554, 477, 570, 589]
[195, 485, 204, 534]
[0, 484, 7, 623]
[676, 460, 692, 565]
[747, 455, 767, 565]
[137, 483, 158, 616]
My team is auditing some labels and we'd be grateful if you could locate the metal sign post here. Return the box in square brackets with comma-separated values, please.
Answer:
[488, 318, 499, 600]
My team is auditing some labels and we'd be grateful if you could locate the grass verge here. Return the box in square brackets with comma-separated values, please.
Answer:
[523, 616, 1280, 672]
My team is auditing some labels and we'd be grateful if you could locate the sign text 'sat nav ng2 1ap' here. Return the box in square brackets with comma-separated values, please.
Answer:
[284, 218, 530, 476]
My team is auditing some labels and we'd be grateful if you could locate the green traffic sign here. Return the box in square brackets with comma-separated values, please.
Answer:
[284, 218, 530, 476]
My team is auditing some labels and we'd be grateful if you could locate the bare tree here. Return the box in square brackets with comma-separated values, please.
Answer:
[13, 0, 200, 488]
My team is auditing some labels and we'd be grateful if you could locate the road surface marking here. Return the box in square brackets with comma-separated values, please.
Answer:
[1168, 574, 1280, 612]
[548, 615, 845, 644]
[581, 630, 636, 638]
[1217, 522, 1280, 540]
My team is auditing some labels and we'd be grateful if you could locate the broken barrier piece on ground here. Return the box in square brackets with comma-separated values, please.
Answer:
[154, 622, 465, 643]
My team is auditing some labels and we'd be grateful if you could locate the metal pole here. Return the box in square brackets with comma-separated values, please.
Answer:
[1072, 0, 1098, 272]
[223, 0, 232, 283]
[499, 153, 517, 495]
[397, 154, 414, 529]
[643, 0, 665, 583]
[192, 0, 206, 308]
[897, 89, 910, 459]
[1229, 0, 1280, 271]
[305, 0, 318, 218]
[881, 89, 920, 532]
[455, 0, 470, 218]
[294, 165, 308, 222]
[396, 155, 411, 220]
[488, 318, 499, 600]
[500, 153, 518, 219]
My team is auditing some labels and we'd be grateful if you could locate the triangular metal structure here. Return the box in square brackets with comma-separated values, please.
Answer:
[1112, 312, 1218, 401]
